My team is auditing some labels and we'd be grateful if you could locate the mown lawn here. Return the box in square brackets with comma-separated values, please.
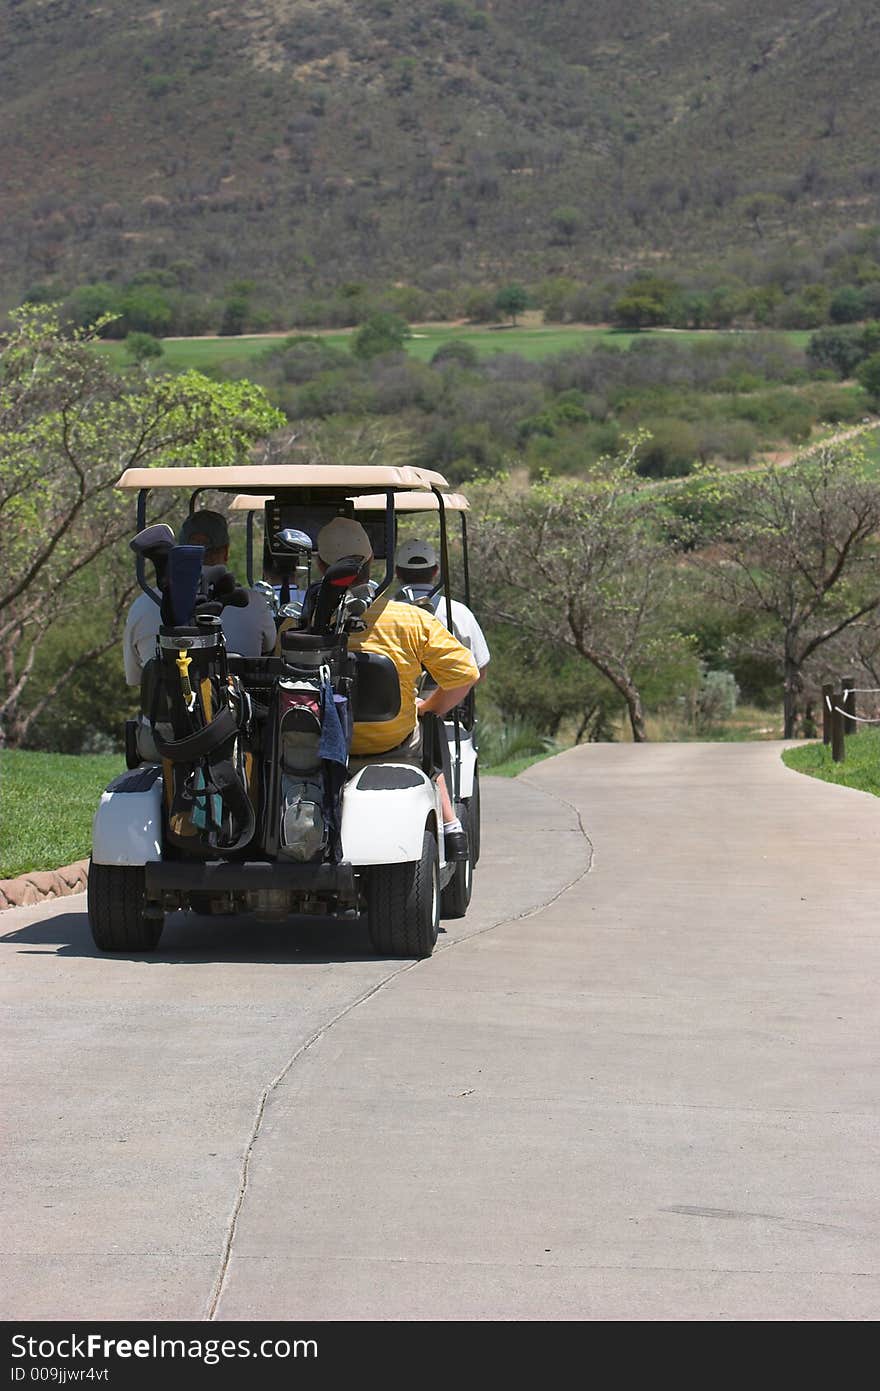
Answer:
[782, 728, 880, 798]
[95, 324, 812, 374]
[484, 750, 559, 778]
[0, 750, 121, 878]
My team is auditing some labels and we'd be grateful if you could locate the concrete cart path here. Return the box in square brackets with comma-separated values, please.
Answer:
[2, 744, 879, 1321]
[215, 742, 880, 1322]
[0, 774, 587, 1320]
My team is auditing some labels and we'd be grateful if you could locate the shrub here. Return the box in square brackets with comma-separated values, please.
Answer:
[430, 339, 480, 370]
[219, 296, 249, 336]
[829, 285, 866, 324]
[124, 332, 164, 364]
[634, 420, 699, 478]
[857, 353, 880, 403]
[697, 669, 740, 726]
[477, 712, 556, 768]
[261, 335, 349, 383]
[696, 420, 758, 464]
[351, 311, 410, 359]
[463, 287, 497, 323]
[64, 282, 123, 334]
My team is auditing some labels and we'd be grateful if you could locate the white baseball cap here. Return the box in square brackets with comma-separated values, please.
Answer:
[317, 517, 373, 565]
[395, 537, 439, 571]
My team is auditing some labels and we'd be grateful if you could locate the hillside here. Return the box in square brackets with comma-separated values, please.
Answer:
[1, 0, 879, 307]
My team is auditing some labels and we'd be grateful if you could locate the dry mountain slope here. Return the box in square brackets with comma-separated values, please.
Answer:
[0, 0, 878, 302]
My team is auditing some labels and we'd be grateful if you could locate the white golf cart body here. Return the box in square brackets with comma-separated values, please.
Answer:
[89, 462, 460, 958]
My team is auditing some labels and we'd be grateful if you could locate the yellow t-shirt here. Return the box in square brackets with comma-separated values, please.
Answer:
[349, 601, 479, 755]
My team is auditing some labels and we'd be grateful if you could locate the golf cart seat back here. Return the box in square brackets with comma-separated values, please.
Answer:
[224, 649, 401, 725]
[349, 651, 401, 724]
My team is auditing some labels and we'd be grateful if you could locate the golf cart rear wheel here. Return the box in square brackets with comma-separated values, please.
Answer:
[87, 861, 163, 952]
[368, 827, 439, 959]
[440, 801, 472, 920]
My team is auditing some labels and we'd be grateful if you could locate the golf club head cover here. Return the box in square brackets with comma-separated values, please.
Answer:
[161, 545, 205, 626]
[130, 523, 175, 590]
[200, 564, 250, 611]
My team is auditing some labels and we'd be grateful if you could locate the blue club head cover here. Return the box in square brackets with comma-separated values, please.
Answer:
[163, 545, 205, 627]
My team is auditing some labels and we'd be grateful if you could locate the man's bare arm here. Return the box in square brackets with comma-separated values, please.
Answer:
[417, 681, 475, 718]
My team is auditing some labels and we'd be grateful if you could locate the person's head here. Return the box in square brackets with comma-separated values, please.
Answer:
[180, 509, 229, 566]
[395, 537, 439, 586]
[316, 517, 373, 582]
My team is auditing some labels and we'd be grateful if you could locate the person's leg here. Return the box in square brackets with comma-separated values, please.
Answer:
[437, 771, 456, 825]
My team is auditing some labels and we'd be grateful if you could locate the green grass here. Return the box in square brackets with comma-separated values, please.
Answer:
[95, 325, 813, 374]
[0, 750, 121, 878]
[782, 728, 880, 797]
[484, 750, 558, 778]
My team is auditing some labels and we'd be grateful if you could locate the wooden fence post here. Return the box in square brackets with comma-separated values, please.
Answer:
[822, 683, 834, 745]
[842, 676, 857, 736]
[831, 700, 846, 762]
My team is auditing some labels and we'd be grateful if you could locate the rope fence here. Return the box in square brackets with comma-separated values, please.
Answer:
[820, 679, 880, 760]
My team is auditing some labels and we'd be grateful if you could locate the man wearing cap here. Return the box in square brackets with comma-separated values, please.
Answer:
[314, 517, 478, 854]
[395, 537, 490, 680]
[122, 509, 276, 684]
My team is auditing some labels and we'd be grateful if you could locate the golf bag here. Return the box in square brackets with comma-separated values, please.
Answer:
[141, 541, 259, 857]
[267, 632, 352, 863]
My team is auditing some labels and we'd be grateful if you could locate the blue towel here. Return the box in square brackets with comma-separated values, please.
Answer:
[319, 680, 350, 766]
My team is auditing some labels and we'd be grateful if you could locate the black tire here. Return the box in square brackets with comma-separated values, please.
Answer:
[87, 860, 163, 952]
[368, 826, 439, 959]
[469, 765, 481, 866]
[440, 800, 473, 919]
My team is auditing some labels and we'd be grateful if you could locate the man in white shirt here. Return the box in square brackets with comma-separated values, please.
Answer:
[123, 509, 276, 685]
[394, 537, 490, 679]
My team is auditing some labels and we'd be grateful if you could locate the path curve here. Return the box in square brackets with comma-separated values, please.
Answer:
[3, 743, 879, 1321]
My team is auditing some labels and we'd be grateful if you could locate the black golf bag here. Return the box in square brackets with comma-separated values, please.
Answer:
[264, 630, 352, 864]
[142, 543, 258, 857]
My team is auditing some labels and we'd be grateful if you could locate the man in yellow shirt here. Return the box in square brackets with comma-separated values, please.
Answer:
[316, 518, 479, 854]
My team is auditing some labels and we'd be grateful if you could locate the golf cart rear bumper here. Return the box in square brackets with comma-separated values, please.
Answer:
[144, 860, 356, 894]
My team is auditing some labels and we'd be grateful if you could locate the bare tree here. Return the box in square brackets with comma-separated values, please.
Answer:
[698, 441, 880, 737]
[473, 445, 691, 741]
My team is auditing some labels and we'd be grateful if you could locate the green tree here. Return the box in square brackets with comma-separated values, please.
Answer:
[0, 308, 283, 746]
[124, 332, 164, 364]
[829, 285, 865, 324]
[220, 296, 249, 336]
[807, 325, 867, 377]
[856, 352, 880, 403]
[65, 282, 123, 335]
[612, 275, 678, 330]
[351, 311, 410, 359]
[495, 284, 528, 326]
[120, 284, 173, 336]
[550, 206, 581, 243]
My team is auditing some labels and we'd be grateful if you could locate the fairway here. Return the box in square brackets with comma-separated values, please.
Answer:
[95, 324, 813, 374]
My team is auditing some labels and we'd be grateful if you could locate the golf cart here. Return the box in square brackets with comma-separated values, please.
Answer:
[88, 464, 467, 959]
[233, 487, 480, 917]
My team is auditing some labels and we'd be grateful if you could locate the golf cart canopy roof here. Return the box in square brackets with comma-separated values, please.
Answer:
[353, 491, 469, 514]
[115, 464, 449, 494]
[229, 489, 470, 513]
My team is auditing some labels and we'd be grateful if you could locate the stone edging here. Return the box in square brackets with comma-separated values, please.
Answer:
[0, 859, 89, 911]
